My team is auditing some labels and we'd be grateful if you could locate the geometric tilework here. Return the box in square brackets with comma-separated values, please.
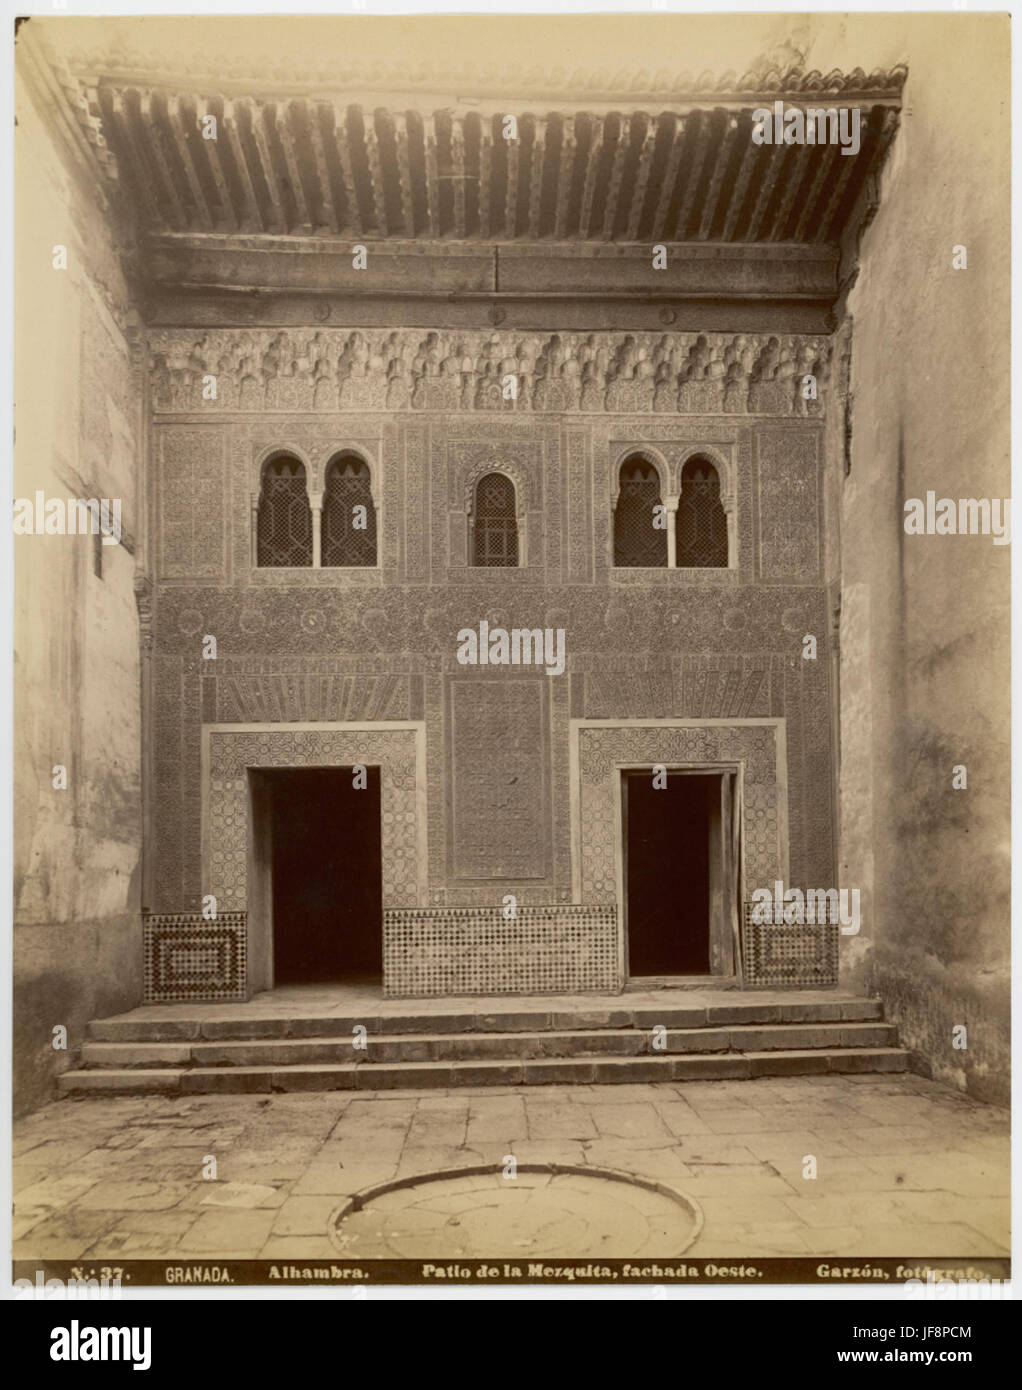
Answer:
[383, 905, 617, 997]
[143, 912, 247, 1002]
[741, 903, 838, 988]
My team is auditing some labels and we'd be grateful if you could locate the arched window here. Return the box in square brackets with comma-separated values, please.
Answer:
[256, 454, 312, 567]
[613, 456, 667, 567]
[676, 457, 728, 567]
[472, 472, 519, 567]
[322, 452, 377, 567]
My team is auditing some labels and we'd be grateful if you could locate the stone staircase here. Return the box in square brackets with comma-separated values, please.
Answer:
[58, 991, 909, 1095]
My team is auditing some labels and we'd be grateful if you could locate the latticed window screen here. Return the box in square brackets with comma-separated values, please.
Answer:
[676, 458, 728, 567]
[256, 455, 312, 567]
[472, 472, 519, 567]
[613, 458, 667, 567]
[322, 454, 377, 567]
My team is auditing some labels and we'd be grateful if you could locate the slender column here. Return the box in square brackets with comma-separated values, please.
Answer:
[664, 494, 679, 568]
[310, 490, 324, 568]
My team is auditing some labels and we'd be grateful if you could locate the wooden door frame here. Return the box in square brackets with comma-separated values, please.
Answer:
[618, 763, 743, 985]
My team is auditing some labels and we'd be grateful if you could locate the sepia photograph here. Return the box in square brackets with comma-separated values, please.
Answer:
[8, 2, 1012, 1330]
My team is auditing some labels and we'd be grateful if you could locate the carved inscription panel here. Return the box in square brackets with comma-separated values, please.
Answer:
[448, 677, 550, 881]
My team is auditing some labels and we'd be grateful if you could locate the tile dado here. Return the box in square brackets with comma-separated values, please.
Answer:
[384, 906, 618, 997]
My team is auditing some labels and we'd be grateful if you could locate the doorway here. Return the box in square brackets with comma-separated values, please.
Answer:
[622, 769, 738, 979]
[261, 766, 383, 984]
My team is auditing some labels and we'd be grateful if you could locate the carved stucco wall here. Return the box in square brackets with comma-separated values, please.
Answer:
[147, 328, 836, 972]
[205, 725, 425, 912]
[575, 721, 788, 907]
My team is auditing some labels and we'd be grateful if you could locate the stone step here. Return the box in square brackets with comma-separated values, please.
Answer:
[86, 997, 884, 1043]
[57, 1046, 909, 1095]
[79, 1021, 897, 1069]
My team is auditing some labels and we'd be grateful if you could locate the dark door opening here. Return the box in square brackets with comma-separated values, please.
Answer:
[268, 767, 382, 984]
[623, 771, 719, 976]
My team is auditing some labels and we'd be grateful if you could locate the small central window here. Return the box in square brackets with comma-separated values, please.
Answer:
[257, 454, 312, 567]
[473, 472, 519, 567]
[322, 452, 377, 567]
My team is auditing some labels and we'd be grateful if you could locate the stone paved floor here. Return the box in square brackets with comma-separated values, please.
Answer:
[13, 1073, 1009, 1262]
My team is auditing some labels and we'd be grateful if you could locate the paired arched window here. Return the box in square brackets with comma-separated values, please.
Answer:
[257, 454, 313, 567]
[255, 450, 378, 568]
[323, 453, 376, 567]
[472, 471, 519, 567]
[676, 457, 729, 568]
[614, 456, 667, 568]
[613, 453, 729, 568]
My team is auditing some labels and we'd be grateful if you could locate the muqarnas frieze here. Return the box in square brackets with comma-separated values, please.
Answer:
[149, 329, 831, 417]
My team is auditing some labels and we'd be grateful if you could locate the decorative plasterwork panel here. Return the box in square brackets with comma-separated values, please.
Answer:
[202, 722, 426, 911]
[149, 329, 830, 417]
[448, 678, 551, 882]
[157, 426, 228, 580]
[756, 428, 822, 580]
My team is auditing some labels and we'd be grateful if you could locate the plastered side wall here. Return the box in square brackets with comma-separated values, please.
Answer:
[14, 67, 144, 1114]
[838, 19, 1010, 1103]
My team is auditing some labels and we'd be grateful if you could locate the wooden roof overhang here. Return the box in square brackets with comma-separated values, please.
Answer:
[20, 28, 906, 332]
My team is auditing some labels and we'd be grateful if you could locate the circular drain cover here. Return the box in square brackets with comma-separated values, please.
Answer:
[331, 1164, 701, 1259]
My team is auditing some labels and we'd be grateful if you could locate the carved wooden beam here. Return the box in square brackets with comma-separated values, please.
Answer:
[276, 101, 312, 236]
[577, 119, 604, 239]
[527, 118, 545, 239]
[626, 114, 657, 241]
[770, 139, 814, 240]
[745, 137, 787, 240]
[451, 114, 467, 239]
[504, 125, 520, 237]
[423, 113, 441, 237]
[362, 108, 389, 236]
[306, 101, 339, 235]
[720, 121, 760, 241]
[478, 118, 493, 238]
[600, 115, 630, 241]
[330, 106, 363, 237]
[242, 97, 286, 232]
[793, 138, 842, 241]
[698, 115, 740, 240]
[105, 89, 164, 226]
[166, 94, 213, 231]
[674, 110, 713, 240]
[392, 111, 417, 238]
[551, 115, 573, 239]
[651, 113, 684, 242]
